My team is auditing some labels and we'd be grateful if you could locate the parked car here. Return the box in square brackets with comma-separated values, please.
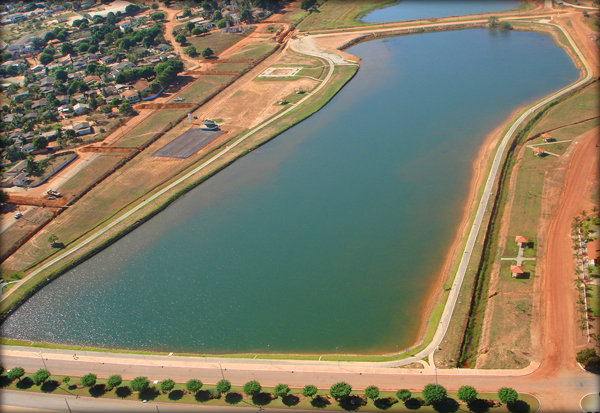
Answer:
[174, 97, 185, 102]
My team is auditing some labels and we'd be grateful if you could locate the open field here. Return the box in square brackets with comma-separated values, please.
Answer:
[187, 29, 255, 57]
[297, 0, 396, 32]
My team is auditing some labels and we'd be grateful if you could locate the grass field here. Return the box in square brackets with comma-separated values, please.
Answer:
[58, 155, 127, 197]
[588, 284, 599, 317]
[187, 29, 255, 57]
[228, 41, 278, 60]
[0, 372, 539, 413]
[297, 0, 396, 32]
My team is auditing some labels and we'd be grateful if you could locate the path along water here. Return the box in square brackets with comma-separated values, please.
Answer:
[0, 29, 578, 354]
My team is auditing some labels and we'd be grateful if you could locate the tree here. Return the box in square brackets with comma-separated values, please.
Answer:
[274, 383, 290, 398]
[119, 101, 134, 116]
[422, 384, 447, 404]
[80, 373, 97, 388]
[243, 380, 261, 396]
[182, 7, 192, 18]
[33, 369, 50, 385]
[488, 16, 499, 28]
[151, 3, 159, 9]
[175, 34, 186, 44]
[0, 190, 7, 205]
[39, 53, 54, 65]
[329, 382, 351, 400]
[216, 379, 231, 394]
[201, 47, 214, 58]
[33, 136, 48, 151]
[186, 379, 203, 393]
[365, 385, 379, 401]
[156, 66, 177, 88]
[62, 377, 70, 385]
[303, 385, 318, 398]
[60, 42, 74, 56]
[125, 4, 141, 15]
[184, 46, 197, 57]
[54, 68, 68, 82]
[497, 387, 518, 404]
[301, 0, 317, 11]
[130, 376, 149, 392]
[151, 12, 166, 21]
[499, 21, 513, 31]
[7, 367, 25, 381]
[240, 8, 253, 23]
[149, 80, 162, 94]
[107, 375, 122, 390]
[160, 379, 175, 393]
[396, 389, 411, 402]
[25, 156, 39, 175]
[457, 386, 477, 403]
[186, 21, 195, 32]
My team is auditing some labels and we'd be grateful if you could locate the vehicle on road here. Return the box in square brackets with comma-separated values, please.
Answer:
[174, 97, 185, 102]
[14, 212, 22, 219]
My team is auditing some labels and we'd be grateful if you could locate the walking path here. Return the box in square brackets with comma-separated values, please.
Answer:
[500, 243, 536, 266]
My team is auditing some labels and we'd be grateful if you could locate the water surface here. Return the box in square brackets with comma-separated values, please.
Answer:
[363, 0, 521, 23]
[1, 29, 578, 354]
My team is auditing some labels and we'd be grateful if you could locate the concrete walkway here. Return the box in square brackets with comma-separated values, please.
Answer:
[501, 243, 536, 266]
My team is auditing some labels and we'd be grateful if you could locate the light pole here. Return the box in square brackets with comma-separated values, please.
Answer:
[64, 398, 72, 413]
[218, 361, 225, 380]
[39, 351, 48, 370]
[434, 366, 438, 387]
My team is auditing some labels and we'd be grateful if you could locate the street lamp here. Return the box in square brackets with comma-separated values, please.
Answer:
[39, 351, 48, 370]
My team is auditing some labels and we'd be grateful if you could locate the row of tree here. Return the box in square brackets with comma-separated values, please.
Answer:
[1, 365, 526, 411]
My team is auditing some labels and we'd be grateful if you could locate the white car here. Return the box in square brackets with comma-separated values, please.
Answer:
[174, 97, 185, 102]
[14, 212, 22, 219]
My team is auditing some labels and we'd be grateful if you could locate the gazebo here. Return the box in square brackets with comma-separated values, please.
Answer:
[515, 235, 529, 248]
[541, 133, 553, 142]
[511, 265, 525, 278]
[533, 147, 545, 157]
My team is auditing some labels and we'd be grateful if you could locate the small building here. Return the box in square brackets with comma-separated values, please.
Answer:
[515, 235, 529, 248]
[533, 147, 545, 157]
[72, 121, 92, 136]
[541, 133, 554, 143]
[13, 171, 29, 186]
[510, 265, 525, 278]
[587, 239, 600, 266]
[121, 89, 140, 103]
[73, 102, 90, 115]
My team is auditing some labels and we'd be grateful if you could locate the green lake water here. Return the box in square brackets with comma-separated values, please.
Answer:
[0, 29, 578, 354]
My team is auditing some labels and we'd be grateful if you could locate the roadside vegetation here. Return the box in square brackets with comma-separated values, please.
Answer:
[0, 366, 536, 412]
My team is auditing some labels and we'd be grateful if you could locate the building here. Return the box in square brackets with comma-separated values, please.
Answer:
[510, 265, 525, 278]
[121, 89, 140, 103]
[541, 133, 553, 142]
[73, 103, 90, 115]
[72, 121, 92, 136]
[533, 147, 545, 157]
[587, 239, 600, 266]
[515, 235, 529, 248]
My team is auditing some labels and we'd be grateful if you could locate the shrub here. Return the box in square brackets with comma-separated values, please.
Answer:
[274, 383, 290, 398]
[458, 385, 478, 403]
[330, 382, 351, 399]
[396, 389, 411, 402]
[365, 385, 380, 400]
[498, 387, 519, 404]
[216, 379, 231, 394]
[33, 369, 50, 385]
[130, 376, 149, 392]
[303, 384, 318, 398]
[7, 367, 24, 381]
[80, 373, 96, 388]
[107, 375, 122, 390]
[186, 379, 203, 393]
[422, 384, 447, 404]
[243, 380, 261, 396]
[160, 379, 175, 393]
[576, 348, 598, 364]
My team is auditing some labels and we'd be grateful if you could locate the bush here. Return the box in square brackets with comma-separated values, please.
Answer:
[80, 373, 96, 388]
[576, 348, 598, 364]
[130, 376, 149, 392]
[303, 384, 318, 398]
[396, 389, 411, 402]
[107, 375, 122, 390]
[244, 380, 261, 396]
[175, 34, 186, 44]
[7, 367, 24, 381]
[186, 379, 203, 393]
[422, 384, 447, 404]
[216, 379, 231, 394]
[274, 383, 290, 398]
[201, 47, 214, 58]
[116, 386, 132, 398]
[365, 385, 380, 400]
[160, 379, 175, 393]
[184, 46, 197, 57]
[457, 385, 477, 403]
[498, 387, 519, 404]
[33, 369, 50, 385]
[329, 382, 351, 399]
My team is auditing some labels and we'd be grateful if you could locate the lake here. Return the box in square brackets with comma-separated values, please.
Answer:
[0, 29, 578, 354]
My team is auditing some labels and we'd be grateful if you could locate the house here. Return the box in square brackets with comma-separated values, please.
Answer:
[41, 129, 59, 141]
[587, 239, 600, 266]
[2, 113, 16, 123]
[103, 85, 119, 97]
[132, 79, 150, 93]
[31, 98, 47, 110]
[84, 75, 102, 86]
[100, 55, 115, 65]
[541, 133, 554, 143]
[515, 236, 529, 248]
[73, 102, 90, 115]
[121, 89, 140, 103]
[22, 143, 34, 153]
[58, 104, 73, 118]
[72, 121, 92, 135]
[510, 265, 525, 278]
[533, 147, 545, 157]
[56, 95, 70, 105]
[13, 172, 29, 186]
